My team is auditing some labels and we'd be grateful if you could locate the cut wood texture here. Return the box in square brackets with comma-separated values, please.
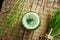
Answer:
[0, 0, 58, 40]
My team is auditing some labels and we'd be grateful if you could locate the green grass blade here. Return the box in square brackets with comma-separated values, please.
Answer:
[0, 0, 22, 27]
[0, 2, 27, 36]
[49, 8, 60, 37]
[12, 1, 28, 35]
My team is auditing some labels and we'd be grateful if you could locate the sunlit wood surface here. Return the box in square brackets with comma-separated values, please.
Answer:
[0, 0, 59, 40]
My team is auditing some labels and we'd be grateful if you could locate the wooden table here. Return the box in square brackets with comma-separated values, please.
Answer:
[0, 0, 58, 40]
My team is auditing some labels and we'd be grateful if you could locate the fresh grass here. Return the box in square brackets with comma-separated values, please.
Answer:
[12, 2, 28, 35]
[0, 0, 23, 27]
[49, 8, 60, 37]
[0, 0, 28, 36]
